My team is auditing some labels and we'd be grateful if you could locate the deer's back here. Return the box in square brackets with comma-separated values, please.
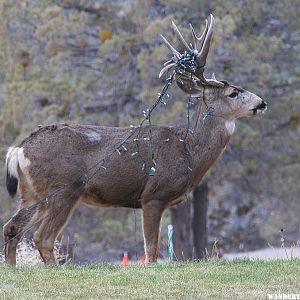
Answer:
[17, 124, 193, 208]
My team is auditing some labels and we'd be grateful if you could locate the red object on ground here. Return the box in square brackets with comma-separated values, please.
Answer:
[121, 252, 129, 266]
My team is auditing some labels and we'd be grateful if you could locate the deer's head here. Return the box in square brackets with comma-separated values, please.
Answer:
[160, 15, 267, 121]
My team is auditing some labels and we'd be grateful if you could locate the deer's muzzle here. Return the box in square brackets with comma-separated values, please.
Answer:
[251, 101, 267, 115]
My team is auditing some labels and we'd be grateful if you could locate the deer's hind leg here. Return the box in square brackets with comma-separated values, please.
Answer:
[33, 192, 80, 264]
[3, 202, 45, 265]
[3, 173, 47, 265]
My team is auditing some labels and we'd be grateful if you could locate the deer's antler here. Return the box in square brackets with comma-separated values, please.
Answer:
[160, 14, 224, 88]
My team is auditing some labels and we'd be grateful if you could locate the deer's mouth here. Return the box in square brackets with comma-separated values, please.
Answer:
[251, 101, 267, 115]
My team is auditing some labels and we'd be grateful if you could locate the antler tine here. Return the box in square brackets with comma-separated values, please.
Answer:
[189, 19, 208, 51]
[159, 15, 224, 87]
[193, 15, 224, 87]
[160, 34, 181, 59]
[206, 72, 224, 87]
[163, 58, 174, 66]
[159, 62, 176, 78]
[189, 23, 199, 50]
[197, 19, 209, 51]
[197, 73, 224, 87]
[197, 14, 215, 67]
[171, 21, 193, 54]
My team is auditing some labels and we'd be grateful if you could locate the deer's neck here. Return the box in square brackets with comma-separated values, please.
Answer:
[181, 101, 234, 185]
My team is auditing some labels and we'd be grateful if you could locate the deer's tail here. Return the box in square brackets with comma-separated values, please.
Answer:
[6, 147, 20, 197]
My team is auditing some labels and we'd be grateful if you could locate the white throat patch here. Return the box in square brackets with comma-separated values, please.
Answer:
[225, 120, 236, 135]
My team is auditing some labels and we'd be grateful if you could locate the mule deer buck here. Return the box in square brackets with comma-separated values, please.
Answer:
[3, 15, 266, 265]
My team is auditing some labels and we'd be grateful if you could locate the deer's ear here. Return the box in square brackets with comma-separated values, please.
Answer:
[176, 75, 203, 97]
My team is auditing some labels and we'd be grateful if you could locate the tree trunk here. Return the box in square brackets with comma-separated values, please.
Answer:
[193, 180, 209, 259]
[170, 198, 193, 261]
[171, 180, 209, 261]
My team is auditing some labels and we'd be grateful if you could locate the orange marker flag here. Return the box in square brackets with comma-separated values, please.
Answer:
[121, 251, 129, 266]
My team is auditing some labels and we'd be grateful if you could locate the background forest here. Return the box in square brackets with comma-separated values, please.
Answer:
[0, 0, 299, 263]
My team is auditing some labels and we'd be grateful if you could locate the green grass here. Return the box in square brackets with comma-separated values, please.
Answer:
[0, 260, 299, 299]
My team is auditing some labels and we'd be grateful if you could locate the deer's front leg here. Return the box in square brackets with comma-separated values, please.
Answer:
[141, 200, 165, 263]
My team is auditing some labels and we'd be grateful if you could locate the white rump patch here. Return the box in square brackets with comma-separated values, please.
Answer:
[6, 147, 19, 177]
[18, 147, 31, 171]
[6, 147, 31, 178]
[225, 120, 236, 135]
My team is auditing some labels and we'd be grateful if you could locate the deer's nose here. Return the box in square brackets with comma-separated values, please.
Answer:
[257, 101, 267, 110]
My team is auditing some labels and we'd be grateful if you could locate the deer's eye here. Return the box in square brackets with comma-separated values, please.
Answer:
[228, 91, 239, 98]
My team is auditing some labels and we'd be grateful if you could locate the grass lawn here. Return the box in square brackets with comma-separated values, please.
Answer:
[0, 259, 299, 299]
